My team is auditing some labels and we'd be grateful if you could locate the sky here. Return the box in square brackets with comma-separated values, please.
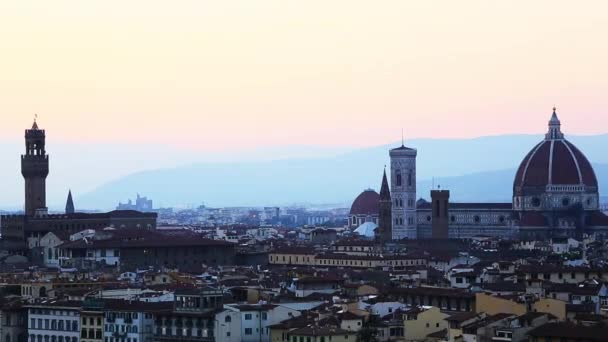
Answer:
[1, 1, 608, 151]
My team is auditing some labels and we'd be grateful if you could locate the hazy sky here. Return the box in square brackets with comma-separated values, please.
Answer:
[1, 1, 607, 151]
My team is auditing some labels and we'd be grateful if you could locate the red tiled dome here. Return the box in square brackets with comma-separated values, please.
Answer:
[513, 109, 597, 195]
[513, 140, 597, 191]
[350, 190, 380, 216]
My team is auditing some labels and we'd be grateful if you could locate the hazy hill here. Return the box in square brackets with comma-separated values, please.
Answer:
[75, 134, 608, 209]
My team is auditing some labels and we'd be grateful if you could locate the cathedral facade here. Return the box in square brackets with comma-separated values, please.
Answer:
[354, 108, 608, 241]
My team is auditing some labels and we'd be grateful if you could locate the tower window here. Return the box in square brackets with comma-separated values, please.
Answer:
[396, 171, 402, 187]
[408, 172, 412, 186]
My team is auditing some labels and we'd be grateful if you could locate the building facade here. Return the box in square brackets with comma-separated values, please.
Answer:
[389, 145, 417, 240]
[0, 120, 158, 260]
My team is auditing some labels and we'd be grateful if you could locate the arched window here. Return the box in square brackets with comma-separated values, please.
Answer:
[133, 326, 138, 333]
[396, 171, 402, 186]
[225, 316, 232, 323]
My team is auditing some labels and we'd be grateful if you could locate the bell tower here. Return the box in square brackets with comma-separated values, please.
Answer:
[21, 119, 49, 216]
[390, 143, 417, 240]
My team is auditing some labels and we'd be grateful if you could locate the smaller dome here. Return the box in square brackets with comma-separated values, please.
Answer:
[350, 189, 380, 216]
[354, 222, 378, 238]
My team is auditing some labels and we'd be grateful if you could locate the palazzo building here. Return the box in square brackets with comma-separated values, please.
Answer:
[0, 120, 157, 257]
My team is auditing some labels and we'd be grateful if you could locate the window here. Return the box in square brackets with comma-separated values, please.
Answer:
[225, 316, 231, 323]
[245, 328, 253, 335]
[244, 314, 252, 320]
[396, 171, 402, 186]
[261, 312, 267, 320]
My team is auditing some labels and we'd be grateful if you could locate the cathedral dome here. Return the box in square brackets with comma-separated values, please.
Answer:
[513, 139, 597, 190]
[513, 108, 598, 211]
[350, 189, 380, 216]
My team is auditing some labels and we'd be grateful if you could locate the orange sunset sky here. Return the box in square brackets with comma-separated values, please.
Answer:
[1, 1, 607, 151]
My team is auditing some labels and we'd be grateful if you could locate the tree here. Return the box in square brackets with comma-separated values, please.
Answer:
[357, 326, 379, 342]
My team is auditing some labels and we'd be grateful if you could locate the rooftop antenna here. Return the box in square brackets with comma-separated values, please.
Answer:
[401, 128, 404, 146]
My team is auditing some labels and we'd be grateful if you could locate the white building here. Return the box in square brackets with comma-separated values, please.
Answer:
[215, 304, 301, 342]
[26, 301, 81, 342]
[39, 232, 69, 268]
[358, 300, 408, 317]
[103, 300, 161, 342]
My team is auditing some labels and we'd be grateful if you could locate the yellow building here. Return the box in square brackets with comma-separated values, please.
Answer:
[531, 298, 566, 321]
[287, 326, 357, 342]
[475, 293, 526, 316]
[475, 293, 566, 320]
[403, 306, 449, 341]
[269, 248, 316, 266]
[80, 299, 104, 342]
[268, 248, 426, 269]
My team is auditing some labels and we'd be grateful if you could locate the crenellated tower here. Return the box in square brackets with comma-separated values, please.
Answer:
[21, 120, 49, 216]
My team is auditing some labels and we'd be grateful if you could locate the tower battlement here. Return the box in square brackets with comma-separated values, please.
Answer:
[25, 128, 45, 137]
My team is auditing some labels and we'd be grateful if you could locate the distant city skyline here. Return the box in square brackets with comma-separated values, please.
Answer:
[2, 1, 608, 150]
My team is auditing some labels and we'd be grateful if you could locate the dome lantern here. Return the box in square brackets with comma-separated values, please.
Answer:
[546, 107, 564, 140]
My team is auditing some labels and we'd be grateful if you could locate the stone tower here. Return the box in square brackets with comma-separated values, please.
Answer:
[377, 168, 392, 242]
[390, 144, 417, 239]
[65, 190, 75, 214]
[21, 120, 49, 216]
[431, 189, 450, 239]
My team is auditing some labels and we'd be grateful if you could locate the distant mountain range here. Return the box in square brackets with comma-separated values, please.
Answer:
[73, 134, 608, 210]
